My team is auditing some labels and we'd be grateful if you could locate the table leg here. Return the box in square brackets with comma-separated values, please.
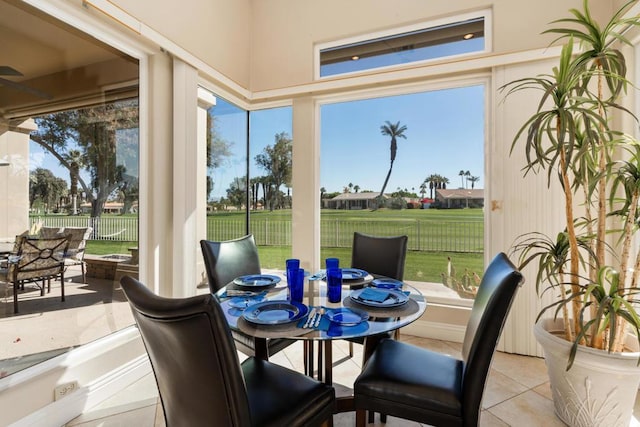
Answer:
[254, 338, 268, 360]
[318, 341, 323, 382]
[324, 341, 332, 386]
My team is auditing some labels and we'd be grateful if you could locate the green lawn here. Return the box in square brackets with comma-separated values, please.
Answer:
[76, 207, 486, 283]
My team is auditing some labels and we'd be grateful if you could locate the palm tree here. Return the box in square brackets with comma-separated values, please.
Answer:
[419, 181, 427, 199]
[353, 185, 360, 193]
[377, 121, 408, 199]
[458, 170, 465, 188]
[63, 149, 84, 215]
[468, 176, 480, 189]
[348, 182, 353, 192]
[320, 187, 326, 199]
[464, 170, 471, 188]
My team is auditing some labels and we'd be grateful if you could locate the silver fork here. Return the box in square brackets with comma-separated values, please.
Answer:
[314, 308, 325, 328]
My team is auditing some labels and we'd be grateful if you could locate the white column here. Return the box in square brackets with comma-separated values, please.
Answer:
[196, 88, 216, 287]
[491, 58, 566, 357]
[291, 97, 321, 272]
[172, 59, 199, 297]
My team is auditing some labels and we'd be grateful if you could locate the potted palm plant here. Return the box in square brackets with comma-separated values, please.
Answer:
[504, 1, 640, 425]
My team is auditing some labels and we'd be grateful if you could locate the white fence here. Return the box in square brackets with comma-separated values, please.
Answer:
[30, 216, 138, 241]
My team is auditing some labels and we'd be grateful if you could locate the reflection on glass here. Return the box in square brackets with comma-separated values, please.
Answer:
[0, 1, 139, 376]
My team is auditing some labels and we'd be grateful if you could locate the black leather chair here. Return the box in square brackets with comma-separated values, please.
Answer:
[200, 235, 294, 358]
[348, 232, 409, 358]
[121, 276, 336, 427]
[351, 232, 408, 282]
[354, 252, 523, 427]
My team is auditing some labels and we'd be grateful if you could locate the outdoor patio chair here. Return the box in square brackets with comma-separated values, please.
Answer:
[120, 275, 336, 427]
[40, 226, 92, 283]
[200, 235, 295, 358]
[354, 252, 523, 426]
[0, 236, 69, 314]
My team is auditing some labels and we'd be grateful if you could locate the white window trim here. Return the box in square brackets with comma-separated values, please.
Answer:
[313, 8, 492, 81]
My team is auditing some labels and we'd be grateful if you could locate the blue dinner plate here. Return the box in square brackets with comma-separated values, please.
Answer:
[228, 295, 266, 309]
[233, 274, 281, 289]
[370, 278, 403, 290]
[326, 307, 369, 326]
[242, 300, 308, 325]
[341, 268, 368, 280]
[350, 288, 409, 308]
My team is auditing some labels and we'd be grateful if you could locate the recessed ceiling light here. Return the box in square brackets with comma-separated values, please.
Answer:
[463, 33, 474, 40]
[351, 55, 360, 61]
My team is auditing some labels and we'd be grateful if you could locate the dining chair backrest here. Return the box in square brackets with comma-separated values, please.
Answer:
[200, 235, 261, 293]
[351, 232, 408, 280]
[460, 252, 523, 422]
[120, 276, 252, 427]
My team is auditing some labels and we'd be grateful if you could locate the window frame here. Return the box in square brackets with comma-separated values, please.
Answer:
[314, 9, 492, 80]
[314, 73, 490, 308]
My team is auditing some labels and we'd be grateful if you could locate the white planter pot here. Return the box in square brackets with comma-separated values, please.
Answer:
[534, 318, 640, 427]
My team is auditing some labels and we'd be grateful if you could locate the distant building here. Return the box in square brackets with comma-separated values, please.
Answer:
[325, 192, 384, 210]
[435, 189, 484, 208]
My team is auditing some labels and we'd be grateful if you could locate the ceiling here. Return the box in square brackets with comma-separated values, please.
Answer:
[0, 0, 138, 123]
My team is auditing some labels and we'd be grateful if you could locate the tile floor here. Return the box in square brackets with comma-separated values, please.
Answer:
[65, 333, 640, 427]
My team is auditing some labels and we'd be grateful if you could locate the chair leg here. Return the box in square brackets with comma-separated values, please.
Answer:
[81, 262, 86, 283]
[349, 341, 354, 358]
[13, 281, 18, 314]
[356, 409, 367, 427]
[380, 413, 387, 423]
[61, 271, 65, 302]
[368, 410, 375, 423]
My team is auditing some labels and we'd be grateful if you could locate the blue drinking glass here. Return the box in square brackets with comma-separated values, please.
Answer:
[289, 268, 304, 302]
[325, 257, 339, 270]
[286, 258, 300, 288]
[326, 267, 343, 303]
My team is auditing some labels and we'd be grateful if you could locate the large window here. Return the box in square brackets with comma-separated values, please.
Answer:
[318, 12, 488, 78]
[320, 84, 485, 304]
[204, 99, 293, 269]
[0, 1, 139, 376]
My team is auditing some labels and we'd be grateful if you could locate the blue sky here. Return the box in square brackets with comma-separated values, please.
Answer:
[320, 85, 485, 194]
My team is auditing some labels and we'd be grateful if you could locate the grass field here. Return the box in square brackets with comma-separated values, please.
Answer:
[83, 207, 486, 284]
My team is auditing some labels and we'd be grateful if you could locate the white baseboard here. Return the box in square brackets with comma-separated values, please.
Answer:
[10, 354, 151, 427]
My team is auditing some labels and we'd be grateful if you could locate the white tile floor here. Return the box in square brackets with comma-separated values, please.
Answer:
[65, 333, 640, 427]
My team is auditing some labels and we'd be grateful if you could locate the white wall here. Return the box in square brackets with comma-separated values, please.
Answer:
[249, 0, 612, 91]
[111, 0, 252, 89]
[0, 120, 33, 240]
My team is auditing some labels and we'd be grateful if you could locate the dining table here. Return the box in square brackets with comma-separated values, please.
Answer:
[215, 269, 428, 412]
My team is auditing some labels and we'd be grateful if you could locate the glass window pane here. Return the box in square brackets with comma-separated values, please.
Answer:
[0, 0, 139, 375]
[249, 107, 293, 269]
[320, 85, 485, 303]
[320, 18, 485, 77]
[205, 96, 249, 240]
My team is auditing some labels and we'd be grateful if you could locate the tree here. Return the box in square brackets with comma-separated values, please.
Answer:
[468, 176, 480, 189]
[458, 170, 465, 188]
[206, 113, 232, 201]
[419, 181, 427, 199]
[226, 176, 246, 209]
[320, 187, 326, 200]
[31, 99, 139, 217]
[377, 121, 408, 200]
[255, 132, 292, 211]
[353, 185, 360, 193]
[62, 149, 84, 215]
[465, 170, 471, 188]
[29, 168, 67, 213]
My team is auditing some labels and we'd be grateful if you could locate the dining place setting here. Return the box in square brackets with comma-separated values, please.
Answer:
[216, 256, 424, 342]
